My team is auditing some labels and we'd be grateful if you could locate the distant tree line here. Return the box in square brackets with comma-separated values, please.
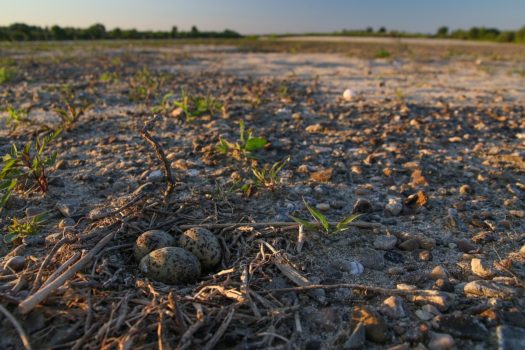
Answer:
[0, 23, 242, 41]
[329, 25, 525, 43]
[434, 26, 525, 43]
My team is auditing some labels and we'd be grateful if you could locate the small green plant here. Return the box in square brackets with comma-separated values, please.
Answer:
[0, 129, 61, 210]
[99, 71, 119, 84]
[0, 66, 16, 84]
[290, 199, 361, 235]
[54, 97, 90, 131]
[170, 89, 222, 122]
[278, 83, 290, 98]
[5, 106, 31, 131]
[216, 120, 267, 160]
[394, 88, 406, 102]
[4, 212, 47, 243]
[129, 67, 166, 103]
[251, 157, 290, 191]
[375, 48, 391, 58]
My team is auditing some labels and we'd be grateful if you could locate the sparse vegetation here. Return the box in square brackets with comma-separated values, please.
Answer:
[167, 90, 222, 122]
[0, 37, 523, 350]
[5, 105, 31, 132]
[375, 48, 391, 58]
[216, 120, 267, 160]
[0, 129, 61, 210]
[54, 96, 90, 131]
[129, 67, 166, 103]
[290, 199, 361, 235]
[251, 157, 290, 191]
[4, 212, 47, 243]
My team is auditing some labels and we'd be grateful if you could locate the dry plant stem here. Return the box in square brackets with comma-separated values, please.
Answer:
[30, 236, 75, 293]
[140, 115, 174, 203]
[18, 229, 118, 314]
[41, 251, 81, 288]
[203, 308, 235, 350]
[179, 221, 381, 230]
[0, 304, 32, 350]
[177, 316, 207, 350]
[265, 283, 451, 296]
[296, 225, 305, 253]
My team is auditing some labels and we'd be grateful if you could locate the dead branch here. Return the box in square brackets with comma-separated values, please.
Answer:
[0, 304, 32, 350]
[203, 307, 235, 350]
[140, 115, 175, 203]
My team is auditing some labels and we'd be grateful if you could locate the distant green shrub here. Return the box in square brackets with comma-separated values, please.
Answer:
[375, 49, 391, 58]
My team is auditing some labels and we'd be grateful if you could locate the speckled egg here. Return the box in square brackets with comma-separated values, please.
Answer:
[134, 230, 175, 261]
[139, 247, 201, 284]
[178, 228, 222, 270]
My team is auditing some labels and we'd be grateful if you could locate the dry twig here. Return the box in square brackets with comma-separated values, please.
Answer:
[140, 115, 175, 203]
[0, 304, 32, 350]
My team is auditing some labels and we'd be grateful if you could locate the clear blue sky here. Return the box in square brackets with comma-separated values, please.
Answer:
[1, 0, 524, 34]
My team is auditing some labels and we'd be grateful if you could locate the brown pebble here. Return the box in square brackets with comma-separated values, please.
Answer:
[418, 250, 432, 261]
[399, 238, 420, 251]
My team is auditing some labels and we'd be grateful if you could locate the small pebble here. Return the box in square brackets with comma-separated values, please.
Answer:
[428, 332, 455, 350]
[385, 197, 403, 216]
[418, 250, 432, 261]
[58, 218, 75, 229]
[416, 309, 434, 321]
[374, 235, 397, 250]
[381, 296, 406, 319]
[429, 266, 449, 280]
[316, 203, 330, 211]
[343, 261, 365, 275]
[147, 170, 163, 182]
[352, 198, 373, 214]
[464, 280, 517, 299]
[471, 258, 495, 278]
[459, 184, 472, 195]
[399, 238, 419, 251]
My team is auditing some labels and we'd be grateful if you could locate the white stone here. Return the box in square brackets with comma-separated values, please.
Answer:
[343, 89, 354, 101]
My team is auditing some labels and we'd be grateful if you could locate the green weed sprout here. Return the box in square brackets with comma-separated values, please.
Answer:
[0, 129, 61, 210]
[172, 89, 222, 122]
[54, 97, 90, 131]
[5, 106, 31, 131]
[216, 120, 267, 160]
[290, 199, 361, 235]
[129, 67, 165, 103]
[252, 157, 290, 191]
[99, 71, 119, 84]
[4, 212, 47, 243]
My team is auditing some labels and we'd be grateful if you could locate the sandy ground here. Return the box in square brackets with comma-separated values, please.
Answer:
[0, 42, 524, 349]
[162, 49, 525, 106]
